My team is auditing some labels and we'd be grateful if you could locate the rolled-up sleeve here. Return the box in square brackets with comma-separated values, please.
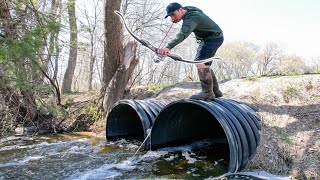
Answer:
[166, 18, 198, 49]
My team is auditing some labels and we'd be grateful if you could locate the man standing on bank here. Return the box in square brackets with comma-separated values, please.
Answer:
[157, 2, 224, 100]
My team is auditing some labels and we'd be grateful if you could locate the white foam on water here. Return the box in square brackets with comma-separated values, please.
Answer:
[0, 161, 27, 168]
[0, 136, 33, 143]
[0, 145, 24, 151]
[182, 152, 197, 164]
[0, 137, 96, 152]
[159, 145, 193, 152]
[67, 149, 172, 180]
[67, 165, 122, 180]
[21, 156, 44, 162]
[164, 155, 175, 161]
[114, 139, 129, 144]
[141, 150, 168, 160]
[63, 151, 102, 159]
[0, 140, 65, 151]
[158, 139, 219, 153]
[114, 160, 136, 171]
[58, 144, 104, 159]
[191, 167, 197, 172]
[67, 159, 139, 180]
[209, 171, 290, 180]
[126, 144, 139, 149]
[125, 150, 169, 166]
[0, 156, 43, 168]
[106, 139, 141, 151]
[66, 145, 88, 152]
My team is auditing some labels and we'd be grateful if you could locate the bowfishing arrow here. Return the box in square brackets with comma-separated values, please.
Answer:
[114, 10, 221, 64]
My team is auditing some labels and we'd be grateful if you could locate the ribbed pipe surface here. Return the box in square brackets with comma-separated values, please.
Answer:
[106, 99, 167, 149]
[150, 98, 261, 172]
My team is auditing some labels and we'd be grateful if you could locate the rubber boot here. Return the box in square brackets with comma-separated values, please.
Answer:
[190, 67, 215, 100]
[211, 69, 223, 98]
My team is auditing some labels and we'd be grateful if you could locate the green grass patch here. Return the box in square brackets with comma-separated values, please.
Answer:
[281, 136, 293, 145]
[80, 103, 99, 123]
[286, 85, 298, 94]
[245, 76, 258, 81]
[63, 97, 74, 107]
[304, 71, 320, 75]
[261, 74, 281, 78]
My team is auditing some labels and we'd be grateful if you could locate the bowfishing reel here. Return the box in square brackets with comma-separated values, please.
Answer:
[152, 54, 164, 63]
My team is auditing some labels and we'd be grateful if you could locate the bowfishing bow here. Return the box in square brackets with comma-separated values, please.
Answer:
[114, 10, 221, 64]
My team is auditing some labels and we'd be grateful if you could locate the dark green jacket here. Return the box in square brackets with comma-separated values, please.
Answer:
[166, 6, 223, 49]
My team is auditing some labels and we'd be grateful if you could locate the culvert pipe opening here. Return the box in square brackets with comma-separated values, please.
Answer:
[150, 102, 228, 149]
[106, 99, 168, 149]
[150, 101, 232, 166]
[150, 99, 261, 172]
[106, 103, 144, 141]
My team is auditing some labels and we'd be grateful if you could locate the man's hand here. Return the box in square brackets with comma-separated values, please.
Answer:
[157, 48, 170, 57]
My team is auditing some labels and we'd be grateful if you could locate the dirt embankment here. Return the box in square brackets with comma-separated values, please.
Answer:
[142, 74, 319, 179]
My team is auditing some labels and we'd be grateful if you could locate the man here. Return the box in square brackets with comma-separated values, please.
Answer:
[157, 2, 224, 100]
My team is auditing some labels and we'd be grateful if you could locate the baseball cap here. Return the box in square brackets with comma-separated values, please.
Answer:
[164, 2, 182, 18]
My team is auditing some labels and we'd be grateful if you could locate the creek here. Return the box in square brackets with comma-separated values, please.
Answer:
[0, 132, 288, 179]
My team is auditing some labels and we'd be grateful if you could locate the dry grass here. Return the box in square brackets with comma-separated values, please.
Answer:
[220, 74, 320, 179]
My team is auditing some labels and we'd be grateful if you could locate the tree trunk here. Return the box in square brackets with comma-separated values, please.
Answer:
[53, 0, 62, 82]
[53, 31, 60, 82]
[103, 42, 138, 112]
[88, 28, 96, 91]
[0, 0, 16, 38]
[98, 0, 122, 109]
[88, 53, 95, 91]
[46, 0, 59, 81]
[62, 0, 78, 93]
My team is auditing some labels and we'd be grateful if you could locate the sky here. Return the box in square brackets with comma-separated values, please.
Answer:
[166, 0, 320, 61]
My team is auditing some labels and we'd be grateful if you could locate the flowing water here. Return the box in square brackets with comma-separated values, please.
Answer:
[0, 132, 228, 179]
[0, 132, 288, 179]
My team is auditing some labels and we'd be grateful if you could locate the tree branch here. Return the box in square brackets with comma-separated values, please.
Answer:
[31, 59, 62, 105]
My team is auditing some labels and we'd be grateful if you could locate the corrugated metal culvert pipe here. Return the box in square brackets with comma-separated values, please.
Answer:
[106, 99, 167, 149]
[150, 98, 261, 173]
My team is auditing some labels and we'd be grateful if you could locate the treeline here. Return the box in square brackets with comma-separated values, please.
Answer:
[0, 0, 319, 134]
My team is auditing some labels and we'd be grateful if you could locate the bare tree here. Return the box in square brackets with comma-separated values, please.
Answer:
[61, 0, 78, 93]
[311, 57, 320, 72]
[77, 0, 103, 91]
[256, 42, 282, 76]
[277, 55, 306, 75]
[215, 41, 256, 79]
[49, 0, 62, 82]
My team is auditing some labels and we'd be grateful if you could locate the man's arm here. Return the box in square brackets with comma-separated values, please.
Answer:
[166, 18, 198, 49]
